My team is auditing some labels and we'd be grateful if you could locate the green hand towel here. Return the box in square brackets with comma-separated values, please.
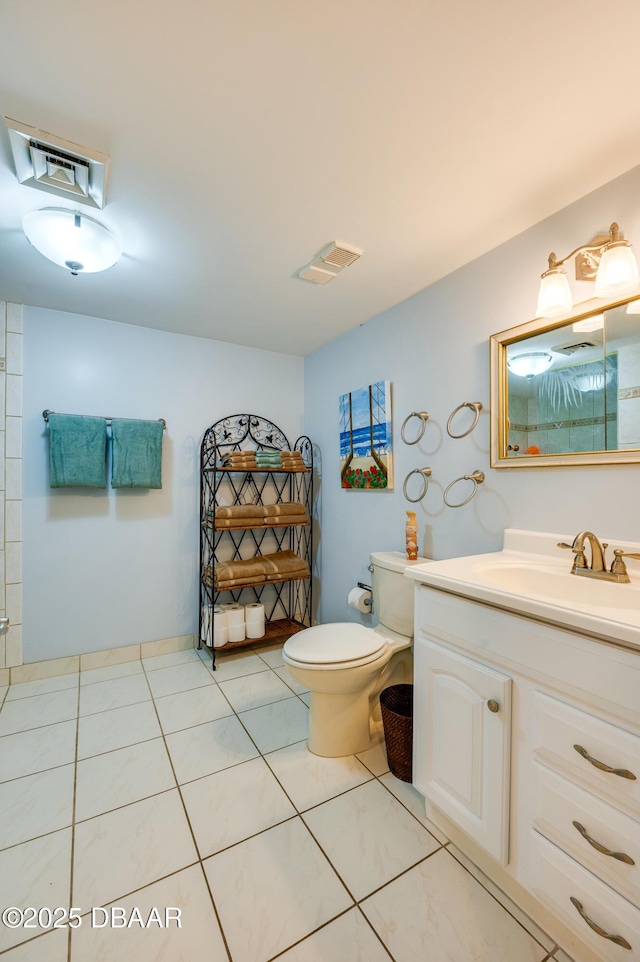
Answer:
[111, 419, 163, 489]
[49, 414, 107, 488]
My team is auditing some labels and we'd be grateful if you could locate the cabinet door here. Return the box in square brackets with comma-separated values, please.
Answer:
[413, 637, 512, 863]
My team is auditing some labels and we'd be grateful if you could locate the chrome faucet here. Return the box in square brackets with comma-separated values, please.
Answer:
[558, 531, 640, 583]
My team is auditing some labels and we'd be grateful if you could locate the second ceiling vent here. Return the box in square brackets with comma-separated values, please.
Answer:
[298, 241, 362, 284]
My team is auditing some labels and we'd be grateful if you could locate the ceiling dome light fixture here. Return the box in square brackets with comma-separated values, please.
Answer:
[536, 222, 639, 318]
[507, 351, 553, 378]
[22, 207, 121, 275]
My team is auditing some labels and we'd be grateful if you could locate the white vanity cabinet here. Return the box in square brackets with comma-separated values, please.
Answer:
[413, 638, 511, 864]
[412, 583, 640, 962]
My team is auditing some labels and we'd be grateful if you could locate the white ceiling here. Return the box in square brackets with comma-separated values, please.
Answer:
[2, 1, 640, 357]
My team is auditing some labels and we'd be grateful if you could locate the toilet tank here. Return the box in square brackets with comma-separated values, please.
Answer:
[371, 551, 429, 638]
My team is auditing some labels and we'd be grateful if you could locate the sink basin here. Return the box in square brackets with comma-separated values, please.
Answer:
[471, 560, 640, 614]
[405, 529, 640, 650]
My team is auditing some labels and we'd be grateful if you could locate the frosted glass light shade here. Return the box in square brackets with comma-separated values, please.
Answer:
[537, 268, 572, 318]
[22, 207, 121, 273]
[572, 313, 604, 333]
[507, 352, 553, 378]
[594, 243, 639, 297]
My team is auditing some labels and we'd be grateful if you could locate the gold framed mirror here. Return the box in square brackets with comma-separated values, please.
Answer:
[490, 292, 640, 467]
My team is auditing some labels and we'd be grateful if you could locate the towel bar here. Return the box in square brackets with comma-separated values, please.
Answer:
[43, 410, 167, 431]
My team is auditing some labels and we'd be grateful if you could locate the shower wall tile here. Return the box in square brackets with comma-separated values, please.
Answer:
[5, 417, 21, 459]
[0, 302, 5, 358]
[6, 375, 22, 417]
[6, 541, 21, 585]
[5, 499, 22, 543]
[6, 332, 23, 376]
[6, 302, 23, 334]
[5, 459, 21, 501]
[6, 624, 22, 669]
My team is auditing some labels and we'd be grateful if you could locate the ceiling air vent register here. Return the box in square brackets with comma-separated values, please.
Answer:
[4, 117, 109, 209]
[298, 242, 362, 284]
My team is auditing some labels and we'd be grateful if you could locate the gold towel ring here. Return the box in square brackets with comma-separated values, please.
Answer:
[447, 402, 482, 439]
[403, 467, 432, 503]
[401, 411, 430, 445]
[443, 470, 485, 508]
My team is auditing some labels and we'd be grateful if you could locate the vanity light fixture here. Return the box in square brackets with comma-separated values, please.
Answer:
[507, 351, 553, 378]
[537, 222, 639, 318]
[572, 313, 604, 333]
[22, 207, 121, 275]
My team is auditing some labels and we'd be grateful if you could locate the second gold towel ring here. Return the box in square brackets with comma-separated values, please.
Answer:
[401, 411, 430, 444]
[403, 467, 432, 503]
[443, 470, 485, 508]
[447, 401, 482, 439]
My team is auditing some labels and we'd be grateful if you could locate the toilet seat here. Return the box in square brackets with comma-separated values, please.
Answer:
[284, 623, 387, 669]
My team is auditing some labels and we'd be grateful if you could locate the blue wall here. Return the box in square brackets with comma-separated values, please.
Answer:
[305, 163, 640, 625]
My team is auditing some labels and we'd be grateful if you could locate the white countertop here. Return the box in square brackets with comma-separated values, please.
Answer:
[405, 529, 640, 651]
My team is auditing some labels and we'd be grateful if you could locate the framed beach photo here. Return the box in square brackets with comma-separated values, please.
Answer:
[339, 380, 393, 490]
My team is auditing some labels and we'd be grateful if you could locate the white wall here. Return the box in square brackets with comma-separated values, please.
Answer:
[304, 163, 640, 625]
[23, 308, 304, 663]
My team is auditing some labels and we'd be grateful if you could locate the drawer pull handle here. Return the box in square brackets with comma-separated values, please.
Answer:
[573, 744, 637, 781]
[569, 897, 632, 950]
[572, 821, 635, 865]
[487, 699, 500, 713]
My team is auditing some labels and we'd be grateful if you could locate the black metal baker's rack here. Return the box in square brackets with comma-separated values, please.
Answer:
[199, 414, 313, 667]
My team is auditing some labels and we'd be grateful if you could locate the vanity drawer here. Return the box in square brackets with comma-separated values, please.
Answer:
[532, 762, 640, 909]
[533, 693, 640, 818]
[530, 833, 640, 962]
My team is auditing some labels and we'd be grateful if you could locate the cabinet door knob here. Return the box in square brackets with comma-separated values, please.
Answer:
[487, 699, 500, 713]
[569, 897, 632, 950]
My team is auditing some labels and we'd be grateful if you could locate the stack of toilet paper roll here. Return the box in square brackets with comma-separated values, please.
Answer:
[244, 603, 266, 639]
[213, 603, 266, 646]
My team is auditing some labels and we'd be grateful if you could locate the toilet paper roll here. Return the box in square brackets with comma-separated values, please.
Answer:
[228, 623, 246, 643]
[244, 603, 265, 624]
[246, 613, 266, 638]
[222, 604, 245, 627]
[348, 586, 372, 613]
[213, 623, 229, 648]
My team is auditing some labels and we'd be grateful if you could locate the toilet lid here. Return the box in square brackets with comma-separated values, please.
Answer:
[285, 623, 386, 665]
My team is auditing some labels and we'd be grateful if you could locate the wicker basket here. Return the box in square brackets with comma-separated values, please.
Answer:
[380, 683, 413, 782]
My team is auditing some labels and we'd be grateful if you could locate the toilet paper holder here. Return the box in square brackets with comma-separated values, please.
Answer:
[357, 582, 373, 607]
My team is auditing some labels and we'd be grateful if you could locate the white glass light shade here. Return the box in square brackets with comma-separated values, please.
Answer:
[536, 268, 573, 318]
[22, 207, 121, 273]
[507, 352, 553, 378]
[572, 313, 604, 333]
[574, 367, 614, 393]
[594, 242, 639, 297]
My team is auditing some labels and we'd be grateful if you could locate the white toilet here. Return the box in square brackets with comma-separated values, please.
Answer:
[282, 551, 428, 757]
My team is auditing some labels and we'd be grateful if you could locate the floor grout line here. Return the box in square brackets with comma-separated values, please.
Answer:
[68, 673, 81, 962]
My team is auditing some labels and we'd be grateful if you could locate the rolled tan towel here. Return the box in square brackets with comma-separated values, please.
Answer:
[267, 515, 309, 526]
[215, 519, 265, 529]
[215, 504, 264, 519]
[262, 502, 305, 516]
[259, 550, 310, 578]
[204, 568, 267, 589]
[215, 575, 267, 589]
[266, 570, 309, 582]
[214, 557, 268, 582]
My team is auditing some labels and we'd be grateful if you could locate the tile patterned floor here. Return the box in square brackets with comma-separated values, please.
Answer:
[0, 642, 574, 961]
